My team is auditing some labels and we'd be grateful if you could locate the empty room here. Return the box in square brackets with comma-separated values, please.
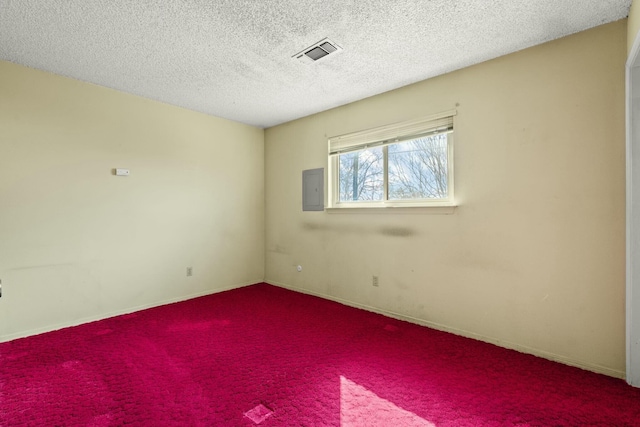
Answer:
[2, 0, 640, 426]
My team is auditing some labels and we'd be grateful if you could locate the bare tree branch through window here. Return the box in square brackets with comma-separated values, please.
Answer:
[337, 134, 448, 202]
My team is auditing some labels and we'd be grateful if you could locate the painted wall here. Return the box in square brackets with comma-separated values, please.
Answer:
[630, 0, 640, 54]
[265, 21, 627, 377]
[0, 61, 265, 341]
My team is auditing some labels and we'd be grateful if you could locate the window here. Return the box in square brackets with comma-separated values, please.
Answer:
[328, 111, 456, 208]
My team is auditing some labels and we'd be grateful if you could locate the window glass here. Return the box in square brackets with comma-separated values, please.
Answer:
[338, 147, 384, 201]
[388, 134, 448, 200]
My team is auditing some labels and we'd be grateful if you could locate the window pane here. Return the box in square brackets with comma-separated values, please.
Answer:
[339, 147, 384, 201]
[388, 134, 448, 200]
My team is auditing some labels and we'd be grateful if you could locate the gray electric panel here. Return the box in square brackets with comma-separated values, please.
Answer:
[302, 168, 324, 211]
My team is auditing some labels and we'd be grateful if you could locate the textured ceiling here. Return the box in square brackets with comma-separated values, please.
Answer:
[0, 0, 632, 128]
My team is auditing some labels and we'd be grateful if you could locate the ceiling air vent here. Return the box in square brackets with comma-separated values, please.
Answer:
[293, 38, 343, 64]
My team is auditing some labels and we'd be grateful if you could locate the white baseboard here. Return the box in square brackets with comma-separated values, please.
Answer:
[0, 280, 257, 343]
[266, 280, 625, 379]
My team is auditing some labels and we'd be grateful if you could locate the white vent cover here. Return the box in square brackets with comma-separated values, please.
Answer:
[293, 38, 343, 64]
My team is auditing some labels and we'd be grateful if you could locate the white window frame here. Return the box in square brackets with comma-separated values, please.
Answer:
[327, 110, 456, 209]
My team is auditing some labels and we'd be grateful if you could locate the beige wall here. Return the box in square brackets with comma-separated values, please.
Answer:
[265, 21, 627, 376]
[630, 1, 640, 54]
[0, 61, 265, 341]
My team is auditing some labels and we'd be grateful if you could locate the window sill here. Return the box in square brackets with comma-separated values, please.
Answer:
[325, 204, 457, 214]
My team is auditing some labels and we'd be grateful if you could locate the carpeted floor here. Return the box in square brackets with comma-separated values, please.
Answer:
[1, 283, 639, 426]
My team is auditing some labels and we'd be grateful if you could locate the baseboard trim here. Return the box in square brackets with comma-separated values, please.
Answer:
[0, 280, 257, 343]
[266, 280, 625, 379]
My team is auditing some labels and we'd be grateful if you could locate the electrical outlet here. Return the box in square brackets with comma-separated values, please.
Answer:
[372, 276, 379, 287]
[186, 267, 193, 277]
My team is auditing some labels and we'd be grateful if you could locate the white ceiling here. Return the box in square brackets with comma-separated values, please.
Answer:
[0, 0, 632, 128]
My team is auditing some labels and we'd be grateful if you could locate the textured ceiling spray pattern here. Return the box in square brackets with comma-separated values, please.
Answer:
[0, 0, 632, 127]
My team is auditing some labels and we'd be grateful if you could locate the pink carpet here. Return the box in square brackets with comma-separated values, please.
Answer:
[1, 283, 639, 426]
